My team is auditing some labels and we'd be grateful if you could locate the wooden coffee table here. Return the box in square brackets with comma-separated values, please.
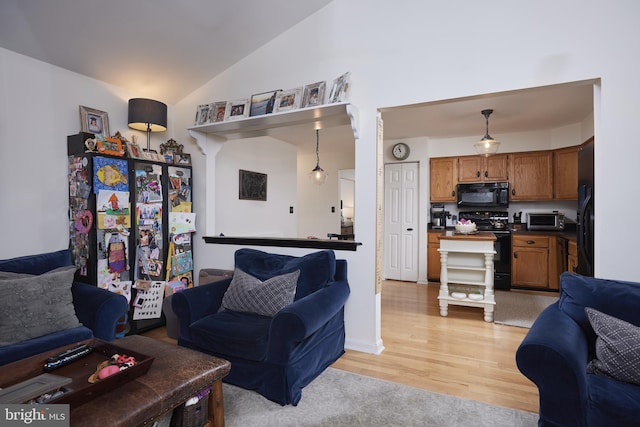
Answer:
[0, 335, 231, 426]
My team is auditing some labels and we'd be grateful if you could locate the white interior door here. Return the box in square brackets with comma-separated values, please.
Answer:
[384, 162, 419, 281]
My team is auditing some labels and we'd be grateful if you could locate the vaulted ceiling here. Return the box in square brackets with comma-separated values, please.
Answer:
[0, 0, 594, 143]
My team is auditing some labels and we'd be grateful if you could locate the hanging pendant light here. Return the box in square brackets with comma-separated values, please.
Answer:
[474, 109, 500, 156]
[309, 128, 328, 185]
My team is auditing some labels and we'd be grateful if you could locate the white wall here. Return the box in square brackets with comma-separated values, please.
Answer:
[3, 0, 640, 355]
[0, 47, 161, 258]
[172, 0, 640, 353]
[215, 137, 297, 237]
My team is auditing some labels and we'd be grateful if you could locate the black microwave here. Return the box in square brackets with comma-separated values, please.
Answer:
[457, 182, 509, 208]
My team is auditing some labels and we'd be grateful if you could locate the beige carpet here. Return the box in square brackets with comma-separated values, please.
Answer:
[494, 290, 558, 328]
[222, 368, 538, 426]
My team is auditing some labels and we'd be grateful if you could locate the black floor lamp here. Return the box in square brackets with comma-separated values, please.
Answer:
[128, 98, 167, 151]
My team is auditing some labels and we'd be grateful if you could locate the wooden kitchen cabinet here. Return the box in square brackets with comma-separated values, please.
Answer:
[509, 151, 554, 201]
[428, 231, 441, 281]
[430, 157, 458, 202]
[512, 234, 550, 289]
[548, 236, 568, 290]
[458, 154, 509, 183]
[554, 146, 579, 200]
[568, 239, 578, 274]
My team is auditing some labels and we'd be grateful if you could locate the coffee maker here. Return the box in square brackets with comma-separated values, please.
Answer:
[430, 204, 448, 229]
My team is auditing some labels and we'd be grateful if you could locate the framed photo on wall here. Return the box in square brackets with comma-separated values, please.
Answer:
[80, 105, 110, 136]
[239, 169, 267, 201]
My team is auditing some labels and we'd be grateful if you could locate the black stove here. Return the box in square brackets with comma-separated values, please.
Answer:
[458, 210, 510, 232]
[458, 210, 512, 290]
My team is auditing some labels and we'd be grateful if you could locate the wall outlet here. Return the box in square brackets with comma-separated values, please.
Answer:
[290, 206, 294, 214]
[331, 206, 335, 213]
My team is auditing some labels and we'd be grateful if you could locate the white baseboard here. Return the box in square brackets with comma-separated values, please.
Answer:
[345, 337, 385, 355]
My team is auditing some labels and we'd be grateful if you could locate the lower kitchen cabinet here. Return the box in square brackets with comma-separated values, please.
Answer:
[512, 235, 550, 289]
[568, 239, 578, 273]
[548, 236, 567, 290]
[512, 233, 572, 291]
[427, 231, 441, 281]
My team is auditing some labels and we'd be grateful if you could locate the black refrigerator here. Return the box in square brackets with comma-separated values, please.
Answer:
[577, 137, 594, 276]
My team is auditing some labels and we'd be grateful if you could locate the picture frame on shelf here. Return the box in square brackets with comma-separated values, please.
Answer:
[195, 104, 211, 125]
[328, 72, 351, 103]
[142, 149, 161, 161]
[164, 152, 174, 164]
[175, 153, 192, 166]
[126, 141, 143, 159]
[224, 99, 250, 121]
[80, 105, 110, 136]
[97, 136, 125, 157]
[249, 90, 280, 117]
[302, 81, 326, 108]
[274, 87, 303, 113]
[212, 101, 227, 122]
[160, 138, 184, 155]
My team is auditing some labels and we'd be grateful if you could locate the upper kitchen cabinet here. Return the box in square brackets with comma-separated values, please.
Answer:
[430, 157, 458, 202]
[509, 151, 554, 201]
[458, 154, 509, 183]
[553, 145, 579, 200]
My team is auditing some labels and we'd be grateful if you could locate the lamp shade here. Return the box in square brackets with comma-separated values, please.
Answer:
[128, 98, 167, 132]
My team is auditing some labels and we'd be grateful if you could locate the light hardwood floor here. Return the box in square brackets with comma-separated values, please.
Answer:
[143, 280, 539, 414]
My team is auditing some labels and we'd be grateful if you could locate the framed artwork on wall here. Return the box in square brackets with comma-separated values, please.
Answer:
[239, 169, 267, 201]
[80, 105, 110, 136]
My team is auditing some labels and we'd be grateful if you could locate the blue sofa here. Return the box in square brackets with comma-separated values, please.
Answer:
[0, 249, 129, 366]
[172, 248, 350, 405]
[516, 272, 640, 427]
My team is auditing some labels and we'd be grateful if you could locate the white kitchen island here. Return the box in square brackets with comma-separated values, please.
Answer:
[437, 231, 497, 322]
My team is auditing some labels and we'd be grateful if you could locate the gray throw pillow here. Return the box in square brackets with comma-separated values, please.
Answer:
[222, 268, 299, 317]
[585, 307, 640, 385]
[0, 266, 81, 346]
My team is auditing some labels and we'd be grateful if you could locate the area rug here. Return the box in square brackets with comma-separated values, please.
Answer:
[494, 290, 559, 328]
[222, 368, 538, 426]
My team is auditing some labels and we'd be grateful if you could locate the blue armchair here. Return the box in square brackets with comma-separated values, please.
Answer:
[172, 249, 350, 405]
[0, 249, 129, 366]
[516, 272, 640, 426]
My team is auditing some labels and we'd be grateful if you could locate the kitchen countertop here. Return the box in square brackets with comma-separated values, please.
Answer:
[429, 226, 577, 241]
[510, 227, 576, 241]
[437, 230, 497, 241]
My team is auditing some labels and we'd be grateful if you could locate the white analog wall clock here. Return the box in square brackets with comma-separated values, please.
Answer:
[392, 142, 410, 160]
